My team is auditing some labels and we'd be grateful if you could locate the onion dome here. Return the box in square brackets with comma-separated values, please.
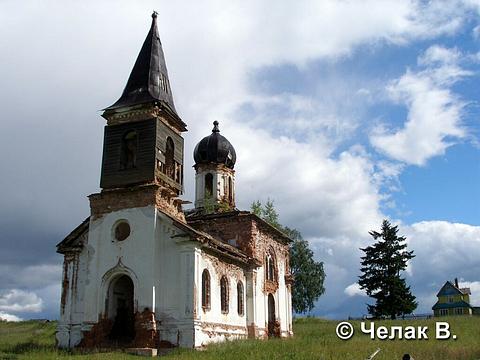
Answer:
[193, 121, 236, 169]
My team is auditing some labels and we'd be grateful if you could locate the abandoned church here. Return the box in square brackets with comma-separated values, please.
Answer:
[56, 12, 293, 349]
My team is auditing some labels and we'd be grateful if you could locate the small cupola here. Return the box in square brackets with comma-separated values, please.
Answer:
[193, 122, 236, 211]
[193, 121, 236, 169]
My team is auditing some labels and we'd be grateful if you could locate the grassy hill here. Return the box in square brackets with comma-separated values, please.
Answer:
[1, 317, 479, 359]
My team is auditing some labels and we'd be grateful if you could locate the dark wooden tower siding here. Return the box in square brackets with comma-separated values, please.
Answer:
[100, 118, 184, 190]
[100, 119, 156, 188]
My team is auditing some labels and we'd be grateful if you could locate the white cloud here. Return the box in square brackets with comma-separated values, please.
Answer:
[231, 123, 383, 240]
[473, 25, 480, 39]
[404, 221, 480, 313]
[459, 281, 480, 306]
[370, 46, 470, 166]
[345, 283, 367, 297]
[418, 45, 462, 66]
[316, 220, 480, 317]
[0, 312, 22, 322]
[0, 289, 43, 313]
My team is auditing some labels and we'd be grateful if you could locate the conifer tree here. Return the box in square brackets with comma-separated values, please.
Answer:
[358, 220, 417, 319]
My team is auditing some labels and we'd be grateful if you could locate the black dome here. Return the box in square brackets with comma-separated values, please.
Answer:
[193, 121, 236, 169]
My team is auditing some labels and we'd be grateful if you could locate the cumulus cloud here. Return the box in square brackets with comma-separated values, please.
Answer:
[370, 46, 470, 165]
[0, 289, 43, 313]
[459, 281, 480, 305]
[403, 221, 480, 313]
[231, 124, 383, 240]
[315, 220, 480, 317]
[345, 283, 367, 297]
[0, 312, 22, 322]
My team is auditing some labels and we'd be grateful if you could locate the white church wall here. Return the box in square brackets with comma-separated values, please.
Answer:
[83, 206, 157, 324]
[56, 231, 89, 348]
[255, 266, 268, 337]
[154, 210, 197, 347]
[193, 251, 248, 347]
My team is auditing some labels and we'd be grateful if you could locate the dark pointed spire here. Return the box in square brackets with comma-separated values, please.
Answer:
[212, 120, 220, 133]
[105, 12, 177, 114]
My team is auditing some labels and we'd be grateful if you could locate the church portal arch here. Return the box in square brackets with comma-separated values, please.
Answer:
[106, 274, 135, 342]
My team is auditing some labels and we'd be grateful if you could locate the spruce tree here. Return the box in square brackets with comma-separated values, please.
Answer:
[358, 220, 417, 319]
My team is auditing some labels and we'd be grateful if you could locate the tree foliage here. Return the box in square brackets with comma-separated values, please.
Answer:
[251, 200, 325, 314]
[358, 220, 417, 319]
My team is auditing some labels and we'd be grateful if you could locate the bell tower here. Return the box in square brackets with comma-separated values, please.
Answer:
[91, 12, 186, 221]
[193, 121, 236, 211]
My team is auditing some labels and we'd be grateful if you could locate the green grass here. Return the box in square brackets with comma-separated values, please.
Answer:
[1, 317, 479, 359]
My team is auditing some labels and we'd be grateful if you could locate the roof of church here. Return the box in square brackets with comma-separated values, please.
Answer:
[56, 217, 89, 254]
[186, 209, 292, 244]
[104, 12, 178, 116]
[193, 121, 237, 169]
[57, 213, 251, 265]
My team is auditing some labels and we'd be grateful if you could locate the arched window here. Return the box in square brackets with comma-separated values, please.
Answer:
[120, 131, 138, 170]
[237, 281, 244, 316]
[205, 173, 213, 198]
[165, 137, 175, 178]
[201, 269, 211, 310]
[220, 276, 229, 314]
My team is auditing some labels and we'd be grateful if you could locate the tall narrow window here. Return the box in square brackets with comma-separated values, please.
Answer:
[228, 177, 233, 203]
[165, 137, 175, 178]
[268, 257, 275, 282]
[120, 131, 138, 170]
[220, 276, 229, 314]
[201, 269, 210, 310]
[237, 281, 244, 316]
[266, 250, 276, 282]
[205, 173, 213, 198]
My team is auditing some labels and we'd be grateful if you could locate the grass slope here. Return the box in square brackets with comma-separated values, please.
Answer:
[0, 317, 479, 359]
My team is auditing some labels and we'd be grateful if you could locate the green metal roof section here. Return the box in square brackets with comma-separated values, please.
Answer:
[432, 300, 472, 310]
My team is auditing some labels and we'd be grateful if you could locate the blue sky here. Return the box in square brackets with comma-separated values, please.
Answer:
[0, 0, 479, 321]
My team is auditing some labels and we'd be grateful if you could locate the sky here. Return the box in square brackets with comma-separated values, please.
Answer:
[0, 0, 479, 321]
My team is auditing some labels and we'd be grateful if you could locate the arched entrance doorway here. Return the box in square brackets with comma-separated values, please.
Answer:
[267, 293, 277, 338]
[107, 275, 135, 343]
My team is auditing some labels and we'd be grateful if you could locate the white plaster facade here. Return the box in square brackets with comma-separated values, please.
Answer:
[194, 168, 235, 209]
[57, 204, 293, 349]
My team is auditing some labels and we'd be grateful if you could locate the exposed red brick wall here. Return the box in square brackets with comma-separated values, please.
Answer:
[133, 309, 159, 348]
[78, 317, 113, 348]
[89, 184, 185, 222]
[189, 215, 255, 257]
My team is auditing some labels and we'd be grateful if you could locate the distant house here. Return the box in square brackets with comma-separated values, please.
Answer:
[432, 278, 476, 316]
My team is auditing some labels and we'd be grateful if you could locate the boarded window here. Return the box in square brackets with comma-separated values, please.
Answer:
[120, 131, 138, 170]
[205, 173, 213, 198]
[220, 276, 229, 314]
[201, 269, 210, 310]
[237, 281, 244, 316]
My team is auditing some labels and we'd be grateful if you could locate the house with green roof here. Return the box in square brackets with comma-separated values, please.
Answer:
[432, 278, 474, 316]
